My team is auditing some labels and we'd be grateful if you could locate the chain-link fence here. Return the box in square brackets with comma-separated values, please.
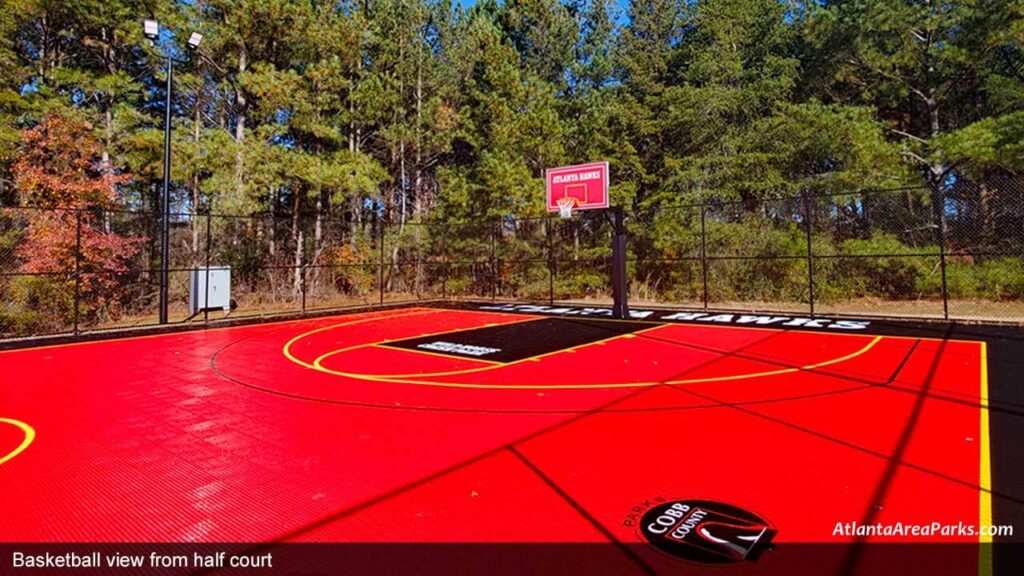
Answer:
[625, 178, 1024, 321]
[2, 178, 1023, 341]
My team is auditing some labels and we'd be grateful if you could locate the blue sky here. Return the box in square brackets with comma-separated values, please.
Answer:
[457, 1, 630, 11]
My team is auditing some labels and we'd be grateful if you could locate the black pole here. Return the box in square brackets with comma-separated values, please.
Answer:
[490, 222, 497, 301]
[699, 199, 708, 310]
[301, 261, 307, 314]
[203, 212, 211, 323]
[378, 218, 385, 306]
[611, 207, 629, 319]
[803, 193, 816, 318]
[74, 209, 82, 335]
[158, 57, 173, 324]
[547, 217, 554, 306]
[440, 226, 448, 299]
[935, 184, 950, 320]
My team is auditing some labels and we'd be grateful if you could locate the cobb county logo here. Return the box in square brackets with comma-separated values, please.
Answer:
[636, 499, 776, 564]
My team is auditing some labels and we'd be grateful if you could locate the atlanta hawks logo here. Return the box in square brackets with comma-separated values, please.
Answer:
[638, 499, 776, 564]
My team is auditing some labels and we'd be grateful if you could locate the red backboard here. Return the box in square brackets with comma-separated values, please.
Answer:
[545, 161, 609, 212]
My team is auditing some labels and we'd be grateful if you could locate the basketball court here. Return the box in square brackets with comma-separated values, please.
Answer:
[1, 301, 1022, 574]
[2, 164, 1022, 575]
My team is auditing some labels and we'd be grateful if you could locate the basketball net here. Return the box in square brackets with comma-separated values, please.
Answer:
[557, 196, 578, 219]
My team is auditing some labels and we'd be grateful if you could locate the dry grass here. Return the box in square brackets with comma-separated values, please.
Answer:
[16, 293, 1024, 340]
[86, 291, 440, 332]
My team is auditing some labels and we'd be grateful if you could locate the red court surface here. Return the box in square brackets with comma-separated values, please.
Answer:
[1, 303, 1019, 574]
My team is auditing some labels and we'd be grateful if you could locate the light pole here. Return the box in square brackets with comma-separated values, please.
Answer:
[144, 20, 202, 324]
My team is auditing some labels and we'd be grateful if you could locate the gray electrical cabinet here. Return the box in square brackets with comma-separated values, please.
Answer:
[189, 266, 231, 314]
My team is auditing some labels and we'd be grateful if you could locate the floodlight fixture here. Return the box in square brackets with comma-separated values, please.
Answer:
[144, 19, 159, 40]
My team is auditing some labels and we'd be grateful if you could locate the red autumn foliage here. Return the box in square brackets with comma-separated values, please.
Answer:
[14, 113, 127, 209]
[13, 113, 146, 312]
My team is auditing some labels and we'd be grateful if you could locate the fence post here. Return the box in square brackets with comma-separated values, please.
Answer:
[547, 217, 554, 306]
[379, 218, 385, 306]
[803, 192, 816, 318]
[935, 183, 950, 320]
[699, 199, 709, 310]
[301, 261, 307, 314]
[203, 212, 212, 323]
[441, 225, 448, 299]
[73, 209, 82, 336]
[490, 222, 497, 301]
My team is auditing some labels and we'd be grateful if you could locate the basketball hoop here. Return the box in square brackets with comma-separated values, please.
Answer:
[556, 196, 578, 219]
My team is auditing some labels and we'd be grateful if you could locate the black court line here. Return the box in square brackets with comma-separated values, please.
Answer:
[838, 329, 951, 576]
[662, 365, 1024, 513]
[508, 446, 659, 576]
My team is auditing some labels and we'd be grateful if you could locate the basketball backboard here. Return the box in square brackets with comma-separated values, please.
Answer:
[545, 161, 609, 213]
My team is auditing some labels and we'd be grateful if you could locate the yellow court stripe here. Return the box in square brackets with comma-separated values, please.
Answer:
[979, 340, 993, 576]
[667, 335, 882, 384]
[0, 418, 35, 466]
[291, 330, 883, 389]
[282, 311, 542, 369]
[281, 308, 444, 366]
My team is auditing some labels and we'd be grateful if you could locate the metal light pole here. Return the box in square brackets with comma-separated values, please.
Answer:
[145, 20, 202, 324]
[159, 55, 173, 324]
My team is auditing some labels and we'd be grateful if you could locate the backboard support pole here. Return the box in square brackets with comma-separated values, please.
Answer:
[610, 207, 629, 320]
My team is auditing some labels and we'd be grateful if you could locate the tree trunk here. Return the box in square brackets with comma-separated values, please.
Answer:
[415, 33, 427, 293]
[312, 189, 324, 295]
[348, 66, 359, 248]
[234, 47, 248, 199]
[979, 181, 993, 246]
[925, 95, 948, 236]
[415, 29, 423, 218]
[267, 189, 277, 302]
[191, 102, 202, 266]
[101, 28, 115, 235]
[292, 193, 302, 298]
[269, 188, 277, 259]
[400, 141, 407, 230]
[350, 195, 360, 248]
[399, 35, 407, 232]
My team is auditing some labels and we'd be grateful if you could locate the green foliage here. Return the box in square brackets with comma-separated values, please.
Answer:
[971, 258, 1024, 299]
[937, 112, 1024, 175]
[3, 275, 75, 334]
[820, 234, 940, 300]
[804, 0, 1023, 184]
